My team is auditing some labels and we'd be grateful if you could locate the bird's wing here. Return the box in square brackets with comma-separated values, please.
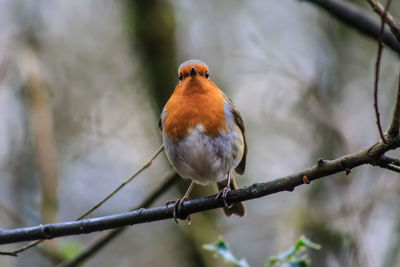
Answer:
[223, 94, 247, 175]
[158, 107, 166, 133]
[158, 117, 162, 133]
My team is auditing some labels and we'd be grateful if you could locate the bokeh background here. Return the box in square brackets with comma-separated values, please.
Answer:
[1, 0, 400, 266]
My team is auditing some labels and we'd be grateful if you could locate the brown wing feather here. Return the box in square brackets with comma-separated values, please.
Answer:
[158, 116, 162, 133]
[224, 95, 247, 175]
[158, 107, 165, 133]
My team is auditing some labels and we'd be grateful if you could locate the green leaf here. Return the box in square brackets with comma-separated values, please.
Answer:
[203, 237, 250, 267]
[288, 259, 308, 267]
[264, 235, 321, 267]
[296, 236, 321, 251]
[265, 257, 280, 267]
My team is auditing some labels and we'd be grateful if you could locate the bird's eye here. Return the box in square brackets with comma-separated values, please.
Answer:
[205, 71, 209, 78]
[179, 74, 183, 81]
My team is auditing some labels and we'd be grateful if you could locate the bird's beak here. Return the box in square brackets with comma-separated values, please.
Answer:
[190, 67, 198, 76]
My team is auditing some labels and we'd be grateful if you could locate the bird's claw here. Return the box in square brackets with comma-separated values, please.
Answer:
[166, 198, 190, 224]
[215, 186, 233, 209]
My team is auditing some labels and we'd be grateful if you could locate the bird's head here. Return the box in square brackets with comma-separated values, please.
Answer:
[177, 59, 210, 82]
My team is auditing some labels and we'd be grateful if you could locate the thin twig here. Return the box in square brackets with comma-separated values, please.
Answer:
[367, 0, 400, 41]
[56, 170, 178, 267]
[0, 251, 17, 257]
[373, 0, 392, 144]
[3, 145, 164, 255]
[305, 0, 400, 54]
[376, 162, 400, 173]
[76, 145, 164, 220]
[371, 155, 400, 172]
[378, 155, 400, 166]
[1, 137, 400, 245]
[385, 164, 400, 173]
[0, 203, 63, 262]
[0, 201, 27, 226]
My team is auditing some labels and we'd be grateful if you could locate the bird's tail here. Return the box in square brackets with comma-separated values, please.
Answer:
[217, 175, 246, 217]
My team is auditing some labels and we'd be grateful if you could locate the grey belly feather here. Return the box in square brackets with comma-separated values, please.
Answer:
[163, 124, 243, 185]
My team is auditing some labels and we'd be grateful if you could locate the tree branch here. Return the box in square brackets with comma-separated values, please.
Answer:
[304, 0, 400, 55]
[56, 170, 178, 267]
[367, 0, 400, 41]
[0, 251, 17, 257]
[373, 0, 392, 144]
[1, 137, 399, 245]
[1, 0, 399, 253]
[1, 0, 400, 254]
[3, 144, 165, 256]
[76, 145, 164, 221]
[379, 155, 400, 166]
[374, 155, 400, 173]
[380, 163, 400, 173]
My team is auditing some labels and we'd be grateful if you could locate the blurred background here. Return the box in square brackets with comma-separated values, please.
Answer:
[0, 0, 400, 266]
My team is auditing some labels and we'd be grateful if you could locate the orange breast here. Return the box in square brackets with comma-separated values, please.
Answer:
[164, 78, 227, 141]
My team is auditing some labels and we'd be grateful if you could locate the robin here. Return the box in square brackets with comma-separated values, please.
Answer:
[159, 59, 247, 221]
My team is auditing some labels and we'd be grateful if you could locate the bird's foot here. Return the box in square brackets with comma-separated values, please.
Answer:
[215, 186, 233, 209]
[166, 198, 190, 224]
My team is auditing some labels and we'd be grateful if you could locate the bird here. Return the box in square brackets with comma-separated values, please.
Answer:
[159, 59, 247, 221]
